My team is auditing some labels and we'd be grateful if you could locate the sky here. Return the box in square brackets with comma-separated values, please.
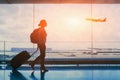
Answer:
[0, 4, 120, 49]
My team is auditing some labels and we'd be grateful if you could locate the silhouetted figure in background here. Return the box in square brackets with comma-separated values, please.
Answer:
[29, 19, 48, 72]
[30, 71, 46, 80]
[10, 69, 27, 80]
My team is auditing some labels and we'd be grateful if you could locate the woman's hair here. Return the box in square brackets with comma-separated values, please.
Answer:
[39, 19, 47, 27]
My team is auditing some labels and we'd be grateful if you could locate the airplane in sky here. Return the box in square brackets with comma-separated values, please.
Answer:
[86, 18, 107, 22]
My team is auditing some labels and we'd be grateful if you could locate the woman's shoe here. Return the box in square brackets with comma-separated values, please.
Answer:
[41, 68, 48, 72]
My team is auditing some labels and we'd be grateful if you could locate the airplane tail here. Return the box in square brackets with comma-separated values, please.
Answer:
[102, 18, 106, 22]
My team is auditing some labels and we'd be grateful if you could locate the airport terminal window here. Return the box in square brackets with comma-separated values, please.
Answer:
[0, 2, 120, 80]
[0, 4, 120, 60]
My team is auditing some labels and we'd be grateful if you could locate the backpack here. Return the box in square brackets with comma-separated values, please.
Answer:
[30, 28, 39, 44]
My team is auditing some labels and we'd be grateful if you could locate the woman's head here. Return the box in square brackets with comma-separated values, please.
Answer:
[38, 19, 47, 27]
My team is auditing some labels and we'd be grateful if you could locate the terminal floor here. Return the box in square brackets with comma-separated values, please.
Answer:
[0, 66, 120, 80]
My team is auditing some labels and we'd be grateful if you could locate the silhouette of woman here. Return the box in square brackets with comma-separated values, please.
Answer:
[29, 19, 48, 72]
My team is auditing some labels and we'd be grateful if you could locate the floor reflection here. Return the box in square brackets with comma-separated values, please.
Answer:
[30, 71, 46, 80]
[10, 69, 47, 80]
[10, 69, 27, 80]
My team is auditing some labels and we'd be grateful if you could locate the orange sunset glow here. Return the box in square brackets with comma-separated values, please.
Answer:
[0, 2, 120, 80]
[0, 4, 119, 43]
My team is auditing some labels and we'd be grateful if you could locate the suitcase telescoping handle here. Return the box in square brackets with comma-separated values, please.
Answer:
[30, 47, 39, 57]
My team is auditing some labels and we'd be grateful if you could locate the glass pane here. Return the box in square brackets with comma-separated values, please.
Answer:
[0, 3, 120, 80]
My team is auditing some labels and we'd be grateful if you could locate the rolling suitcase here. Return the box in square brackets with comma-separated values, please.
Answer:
[10, 48, 38, 69]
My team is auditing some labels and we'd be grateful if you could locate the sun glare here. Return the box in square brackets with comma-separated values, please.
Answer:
[65, 17, 81, 27]
[63, 16, 88, 29]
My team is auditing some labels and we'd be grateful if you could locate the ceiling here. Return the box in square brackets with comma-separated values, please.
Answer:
[0, 0, 120, 4]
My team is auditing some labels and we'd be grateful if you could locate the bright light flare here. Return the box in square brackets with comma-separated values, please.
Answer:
[65, 17, 82, 27]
